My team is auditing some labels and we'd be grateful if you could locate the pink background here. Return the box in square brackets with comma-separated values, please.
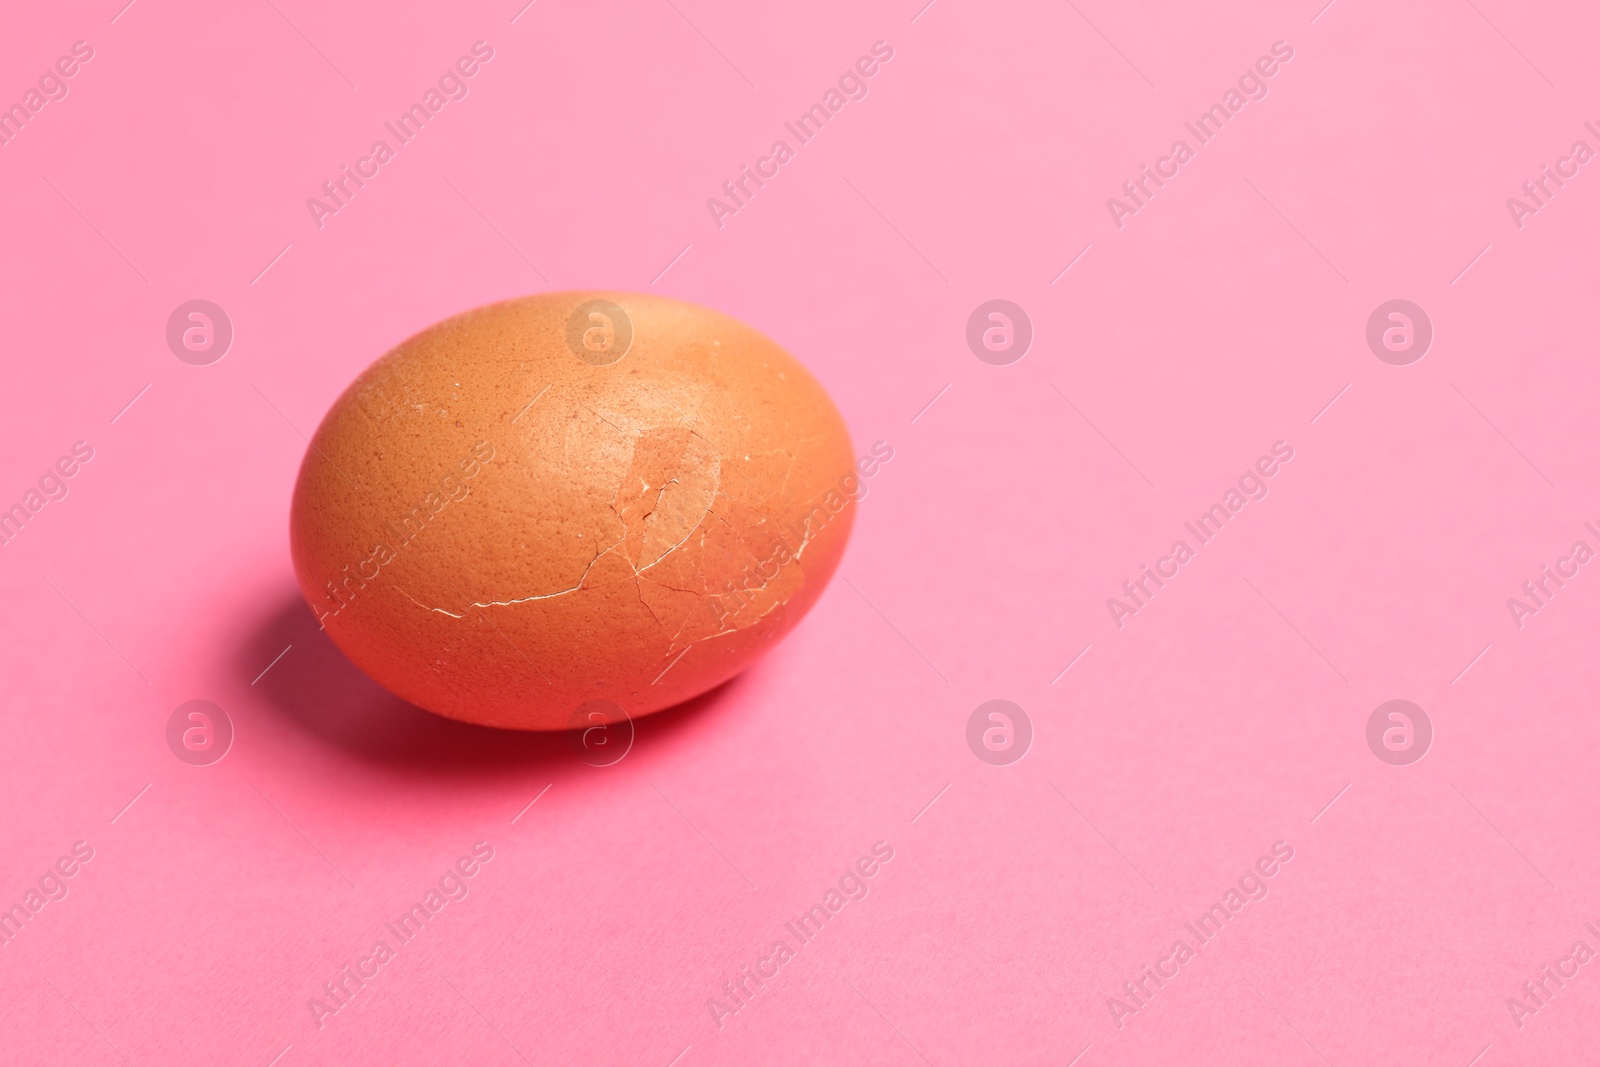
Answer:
[2, 0, 1598, 1063]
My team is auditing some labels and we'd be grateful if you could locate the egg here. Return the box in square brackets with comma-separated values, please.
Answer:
[289, 292, 857, 730]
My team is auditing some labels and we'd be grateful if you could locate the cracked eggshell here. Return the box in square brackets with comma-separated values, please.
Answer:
[289, 292, 857, 730]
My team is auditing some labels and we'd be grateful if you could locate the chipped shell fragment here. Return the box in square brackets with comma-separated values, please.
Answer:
[289, 292, 857, 730]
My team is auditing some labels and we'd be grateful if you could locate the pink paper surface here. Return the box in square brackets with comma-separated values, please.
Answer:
[2, 0, 1598, 1063]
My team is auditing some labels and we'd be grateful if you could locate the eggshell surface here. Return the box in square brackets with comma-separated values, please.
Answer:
[289, 292, 857, 730]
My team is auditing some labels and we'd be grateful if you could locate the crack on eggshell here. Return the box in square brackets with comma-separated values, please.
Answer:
[631, 574, 680, 641]
[392, 401, 832, 667]
[610, 424, 722, 573]
[395, 585, 467, 618]
[468, 538, 628, 607]
[586, 406, 632, 438]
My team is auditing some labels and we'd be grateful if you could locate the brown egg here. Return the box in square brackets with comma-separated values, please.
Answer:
[289, 292, 857, 730]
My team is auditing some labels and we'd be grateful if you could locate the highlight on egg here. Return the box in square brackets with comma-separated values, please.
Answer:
[288, 292, 861, 730]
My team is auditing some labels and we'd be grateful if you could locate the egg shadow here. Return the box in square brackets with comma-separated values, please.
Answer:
[236, 588, 736, 779]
